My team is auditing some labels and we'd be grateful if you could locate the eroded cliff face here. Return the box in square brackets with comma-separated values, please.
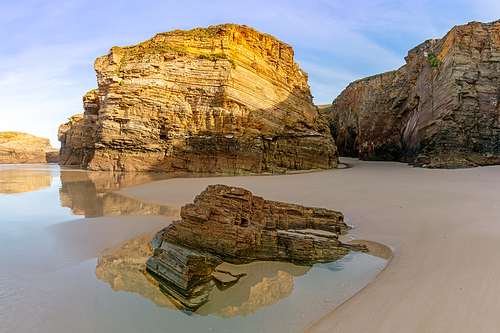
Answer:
[328, 20, 500, 168]
[0, 132, 58, 164]
[59, 24, 338, 173]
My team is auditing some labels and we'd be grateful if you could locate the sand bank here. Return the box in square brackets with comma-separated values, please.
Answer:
[119, 158, 500, 333]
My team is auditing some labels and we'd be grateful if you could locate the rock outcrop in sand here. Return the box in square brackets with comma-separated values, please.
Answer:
[59, 24, 338, 173]
[145, 184, 365, 310]
[328, 20, 500, 168]
[0, 132, 58, 164]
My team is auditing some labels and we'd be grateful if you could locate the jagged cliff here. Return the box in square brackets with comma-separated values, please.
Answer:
[59, 24, 338, 173]
[0, 132, 58, 164]
[328, 20, 500, 168]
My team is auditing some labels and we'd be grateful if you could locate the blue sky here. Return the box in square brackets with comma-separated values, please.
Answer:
[1, 0, 499, 147]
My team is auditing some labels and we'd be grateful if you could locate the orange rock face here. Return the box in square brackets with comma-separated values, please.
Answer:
[0, 132, 58, 164]
[59, 24, 338, 173]
[328, 21, 500, 168]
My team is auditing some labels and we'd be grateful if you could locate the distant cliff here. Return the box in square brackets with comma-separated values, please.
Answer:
[59, 24, 338, 173]
[0, 132, 58, 164]
[328, 20, 500, 168]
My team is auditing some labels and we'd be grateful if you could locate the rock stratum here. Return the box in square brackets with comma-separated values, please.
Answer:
[328, 20, 500, 168]
[145, 184, 365, 310]
[0, 132, 58, 164]
[59, 24, 337, 173]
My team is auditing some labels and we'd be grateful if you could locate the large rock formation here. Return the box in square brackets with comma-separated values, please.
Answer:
[328, 20, 500, 168]
[59, 24, 338, 173]
[0, 132, 58, 164]
[145, 184, 366, 310]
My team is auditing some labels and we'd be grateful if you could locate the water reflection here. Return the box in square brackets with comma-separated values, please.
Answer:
[0, 166, 53, 194]
[197, 261, 310, 318]
[96, 233, 314, 317]
[95, 233, 178, 310]
[59, 170, 179, 218]
[0, 165, 180, 218]
[1, 164, 392, 333]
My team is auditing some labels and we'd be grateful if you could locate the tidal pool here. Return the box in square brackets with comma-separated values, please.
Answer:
[0, 164, 390, 333]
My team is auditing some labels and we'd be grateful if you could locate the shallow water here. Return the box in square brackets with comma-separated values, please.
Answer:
[0, 164, 389, 333]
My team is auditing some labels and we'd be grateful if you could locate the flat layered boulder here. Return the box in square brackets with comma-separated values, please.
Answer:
[59, 24, 338, 173]
[145, 185, 366, 310]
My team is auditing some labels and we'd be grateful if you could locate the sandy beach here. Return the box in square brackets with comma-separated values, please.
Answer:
[118, 157, 500, 333]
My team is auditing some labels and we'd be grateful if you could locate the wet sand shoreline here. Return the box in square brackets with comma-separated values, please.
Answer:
[2, 161, 388, 333]
[119, 157, 500, 333]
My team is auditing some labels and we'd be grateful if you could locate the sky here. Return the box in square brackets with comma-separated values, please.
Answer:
[1, 0, 499, 148]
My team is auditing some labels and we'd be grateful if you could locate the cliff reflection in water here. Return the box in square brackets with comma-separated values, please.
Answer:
[95, 233, 178, 310]
[95, 233, 311, 317]
[59, 169, 179, 217]
[197, 261, 310, 318]
[0, 165, 54, 194]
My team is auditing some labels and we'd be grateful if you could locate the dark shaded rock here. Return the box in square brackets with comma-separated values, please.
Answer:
[328, 20, 500, 168]
[145, 242, 221, 311]
[45, 151, 59, 163]
[147, 242, 222, 290]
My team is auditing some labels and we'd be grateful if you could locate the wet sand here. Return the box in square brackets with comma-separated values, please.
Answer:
[119, 158, 500, 333]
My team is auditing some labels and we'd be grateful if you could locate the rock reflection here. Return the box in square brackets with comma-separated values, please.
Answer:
[59, 170, 179, 217]
[0, 167, 53, 194]
[197, 261, 310, 318]
[95, 233, 178, 309]
[96, 233, 311, 317]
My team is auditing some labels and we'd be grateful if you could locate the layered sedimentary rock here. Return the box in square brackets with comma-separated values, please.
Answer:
[146, 184, 365, 310]
[0, 132, 58, 164]
[59, 24, 337, 173]
[151, 184, 365, 264]
[146, 241, 222, 310]
[96, 231, 309, 315]
[328, 20, 500, 168]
